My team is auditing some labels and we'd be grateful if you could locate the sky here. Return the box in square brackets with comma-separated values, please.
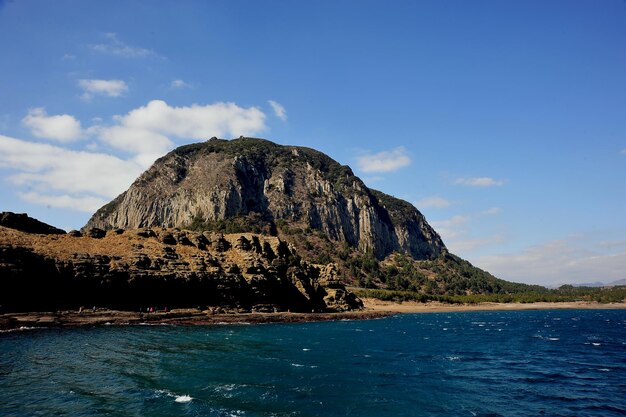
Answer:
[1, 0, 625, 286]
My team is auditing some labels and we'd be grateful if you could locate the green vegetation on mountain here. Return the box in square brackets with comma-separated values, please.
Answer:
[354, 285, 626, 304]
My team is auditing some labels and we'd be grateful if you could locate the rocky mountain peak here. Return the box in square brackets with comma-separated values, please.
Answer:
[85, 137, 446, 261]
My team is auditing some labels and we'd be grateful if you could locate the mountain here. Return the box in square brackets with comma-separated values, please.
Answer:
[85, 137, 535, 296]
[86, 137, 445, 261]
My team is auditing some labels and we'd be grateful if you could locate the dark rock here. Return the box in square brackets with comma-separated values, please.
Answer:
[0, 212, 66, 235]
[251, 304, 278, 313]
[86, 228, 106, 239]
[161, 233, 176, 245]
[214, 236, 231, 252]
[136, 229, 156, 238]
[235, 236, 252, 251]
[189, 233, 209, 250]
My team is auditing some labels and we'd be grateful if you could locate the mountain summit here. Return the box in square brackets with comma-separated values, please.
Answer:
[86, 137, 446, 261]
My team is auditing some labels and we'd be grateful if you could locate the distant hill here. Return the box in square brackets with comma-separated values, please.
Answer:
[572, 279, 626, 288]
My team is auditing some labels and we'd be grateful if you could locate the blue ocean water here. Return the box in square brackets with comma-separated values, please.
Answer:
[1, 309, 625, 417]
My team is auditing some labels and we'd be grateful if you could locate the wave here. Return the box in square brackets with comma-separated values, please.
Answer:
[155, 389, 193, 403]
[174, 394, 192, 403]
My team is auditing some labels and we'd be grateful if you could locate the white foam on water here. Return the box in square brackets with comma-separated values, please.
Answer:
[592, 342, 601, 346]
[302, 348, 310, 351]
[291, 363, 305, 367]
[155, 389, 192, 403]
[548, 337, 559, 341]
[213, 383, 238, 392]
[0, 326, 39, 333]
[175, 395, 192, 403]
[599, 368, 610, 372]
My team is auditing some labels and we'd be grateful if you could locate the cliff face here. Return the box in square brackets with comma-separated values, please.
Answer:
[86, 138, 446, 260]
[0, 225, 362, 313]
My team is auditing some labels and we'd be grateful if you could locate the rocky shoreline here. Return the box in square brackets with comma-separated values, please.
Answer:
[0, 308, 394, 331]
[3, 300, 625, 332]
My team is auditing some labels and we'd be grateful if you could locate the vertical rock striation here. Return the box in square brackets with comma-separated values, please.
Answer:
[86, 138, 446, 260]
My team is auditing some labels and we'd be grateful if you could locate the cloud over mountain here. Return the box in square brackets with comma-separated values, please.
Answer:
[357, 147, 411, 173]
[22, 108, 83, 142]
[0, 100, 269, 212]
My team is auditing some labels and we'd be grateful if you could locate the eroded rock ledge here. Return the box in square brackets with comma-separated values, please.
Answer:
[0, 225, 363, 313]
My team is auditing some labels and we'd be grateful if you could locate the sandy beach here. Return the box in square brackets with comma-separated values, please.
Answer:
[362, 298, 626, 313]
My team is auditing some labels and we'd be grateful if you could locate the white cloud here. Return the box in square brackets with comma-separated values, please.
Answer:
[448, 235, 505, 254]
[361, 175, 385, 185]
[475, 238, 626, 286]
[483, 207, 501, 215]
[97, 125, 172, 158]
[430, 215, 470, 240]
[1, 99, 270, 215]
[454, 176, 505, 187]
[416, 196, 451, 208]
[22, 108, 83, 142]
[171, 79, 191, 89]
[98, 100, 266, 159]
[431, 208, 504, 255]
[357, 147, 411, 173]
[19, 192, 106, 213]
[268, 100, 287, 122]
[598, 239, 626, 250]
[0, 134, 142, 199]
[91, 33, 158, 58]
[79, 79, 128, 100]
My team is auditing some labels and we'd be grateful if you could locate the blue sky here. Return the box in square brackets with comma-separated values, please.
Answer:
[1, 0, 625, 286]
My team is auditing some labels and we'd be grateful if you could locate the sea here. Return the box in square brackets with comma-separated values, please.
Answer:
[1, 309, 625, 417]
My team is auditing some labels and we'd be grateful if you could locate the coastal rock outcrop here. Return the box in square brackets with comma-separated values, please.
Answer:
[0, 212, 66, 235]
[85, 138, 446, 260]
[0, 224, 362, 313]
